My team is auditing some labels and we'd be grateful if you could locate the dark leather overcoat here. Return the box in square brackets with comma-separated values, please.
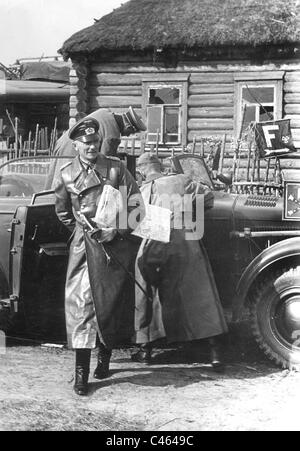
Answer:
[55, 155, 144, 349]
[134, 173, 228, 344]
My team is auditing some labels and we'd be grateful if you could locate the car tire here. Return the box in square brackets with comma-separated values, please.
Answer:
[250, 265, 300, 370]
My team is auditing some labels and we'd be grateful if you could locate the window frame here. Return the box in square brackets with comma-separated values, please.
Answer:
[142, 76, 188, 147]
[234, 72, 284, 138]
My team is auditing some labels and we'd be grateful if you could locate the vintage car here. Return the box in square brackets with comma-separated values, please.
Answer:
[0, 153, 300, 369]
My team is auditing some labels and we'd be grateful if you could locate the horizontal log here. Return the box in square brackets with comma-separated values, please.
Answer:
[69, 78, 87, 90]
[285, 72, 300, 83]
[294, 141, 300, 149]
[70, 65, 88, 78]
[188, 118, 233, 131]
[70, 100, 87, 110]
[284, 93, 300, 103]
[285, 104, 300, 115]
[190, 73, 234, 84]
[189, 84, 234, 94]
[289, 118, 300, 129]
[89, 73, 143, 86]
[189, 107, 234, 119]
[88, 86, 142, 96]
[188, 131, 233, 141]
[70, 87, 88, 99]
[284, 82, 300, 93]
[188, 94, 234, 107]
[69, 108, 79, 117]
[90, 96, 142, 109]
[291, 129, 300, 141]
[89, 106, 143, 116]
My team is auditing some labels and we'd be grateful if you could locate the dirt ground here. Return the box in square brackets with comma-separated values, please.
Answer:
[1, 320, 300, 432]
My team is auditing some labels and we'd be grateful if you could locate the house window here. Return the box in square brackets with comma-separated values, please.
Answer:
[235, 73, 284, 138]
[142, 79, 188, 147]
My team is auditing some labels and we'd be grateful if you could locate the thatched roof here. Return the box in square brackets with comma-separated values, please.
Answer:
[60, 0, 300, 59]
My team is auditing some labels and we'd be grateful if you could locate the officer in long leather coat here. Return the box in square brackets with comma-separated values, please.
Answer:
[54, 117, 145, 396]
[132, 153, 228, 368]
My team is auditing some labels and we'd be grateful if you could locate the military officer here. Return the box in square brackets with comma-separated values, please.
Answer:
[54, 118, 145, 396]
[132, 153, 228, 368]
[45, 106, 146, 189]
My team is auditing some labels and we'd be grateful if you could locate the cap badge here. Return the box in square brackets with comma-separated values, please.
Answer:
[85, 127, 95, 135]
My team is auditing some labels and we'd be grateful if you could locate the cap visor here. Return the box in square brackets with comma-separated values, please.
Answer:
[76, 134, 99, 143]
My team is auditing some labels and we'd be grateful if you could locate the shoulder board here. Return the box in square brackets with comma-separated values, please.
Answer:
[106, 156, 120, 161]
[60, 161, 73, 171]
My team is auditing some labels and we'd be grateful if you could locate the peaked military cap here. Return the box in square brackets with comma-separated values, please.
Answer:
[69, 118, 100, 143]
[123, 106, 147, 133]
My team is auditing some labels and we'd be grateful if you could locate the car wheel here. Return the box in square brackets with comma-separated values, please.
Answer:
[250, 265, 300, 370]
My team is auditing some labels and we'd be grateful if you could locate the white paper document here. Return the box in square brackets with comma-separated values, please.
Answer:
[132, 204, 172, 243]
[93, 184, 123, 228]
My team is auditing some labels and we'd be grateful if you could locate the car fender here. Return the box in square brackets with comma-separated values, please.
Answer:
[237, 237, 300, 303]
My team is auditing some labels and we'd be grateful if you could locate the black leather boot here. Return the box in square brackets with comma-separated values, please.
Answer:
[208, 337, 225, 373]
[93, 344, 112, 380]
[74, 349, 91, 396]
[131, 343, 152, 364]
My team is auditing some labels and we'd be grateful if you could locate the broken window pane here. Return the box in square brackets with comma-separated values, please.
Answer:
[259, 106, 274, 122]
[148, 87, 180, 105]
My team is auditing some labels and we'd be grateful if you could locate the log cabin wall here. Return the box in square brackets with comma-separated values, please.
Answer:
[84, 58, 300, 178]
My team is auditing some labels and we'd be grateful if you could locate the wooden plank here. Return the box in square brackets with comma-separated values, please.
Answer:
[188, 118, 233, 131]
[90, 96, 142, 109]
[285, 93, 300, 103]
[89, 73, 143, 86]
[284, 82, 300, 93]
[188, 94, 234, 107]
[189, 73, 234, 84]
[234, 71, 284, 81]
[189, 84, 234, 94]
[189, 107, 234, 118]
[88, 86, 142, 96]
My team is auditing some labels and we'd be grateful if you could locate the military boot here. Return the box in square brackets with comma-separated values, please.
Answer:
[93, 344, 112, 380]
[74, 349, 91, 396]
[131, 343, 152, 364]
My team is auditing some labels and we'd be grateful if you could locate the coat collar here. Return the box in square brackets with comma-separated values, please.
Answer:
[71, 155, 110, 193]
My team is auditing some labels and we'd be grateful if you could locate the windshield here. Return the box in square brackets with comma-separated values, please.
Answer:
[0, 156, 73, 198]
[175, 156, 214, 189]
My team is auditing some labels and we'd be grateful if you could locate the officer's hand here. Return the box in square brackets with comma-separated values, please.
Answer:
[100, 228, 117, 243]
